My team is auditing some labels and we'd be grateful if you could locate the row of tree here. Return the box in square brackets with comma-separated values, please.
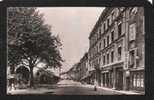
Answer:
[8, 7, 63, 87]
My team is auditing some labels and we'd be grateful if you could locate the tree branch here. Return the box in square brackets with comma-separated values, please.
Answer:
[20, 61, 29, 67]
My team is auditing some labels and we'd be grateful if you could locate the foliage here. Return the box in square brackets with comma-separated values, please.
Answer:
[8, 7, 63, 86]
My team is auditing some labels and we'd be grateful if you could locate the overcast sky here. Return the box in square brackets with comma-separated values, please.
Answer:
[38, 7, 104, 72]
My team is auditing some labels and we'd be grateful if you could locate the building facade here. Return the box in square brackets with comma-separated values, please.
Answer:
[87, 7, 144, 92]
[65, 63, 80, 81]
[79, 53, 89, 83]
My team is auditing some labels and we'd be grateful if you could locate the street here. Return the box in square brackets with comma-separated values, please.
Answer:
[8, 80, 126, 95]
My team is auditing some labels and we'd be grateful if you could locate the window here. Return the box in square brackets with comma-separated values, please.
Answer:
[104, 38, 106, 48]
[118, 46, 122, 60]
[111, 51, 114, 62]
[101, 23, 104, 34]
[107, 53, 109, 64]
[111, 31, 114, 42]
[107, 35, 110, 46]
[141, 74, 144, 88]
[129, 50, 135, 68]
[107, 18, 110, 27]
[118, 23, 122, 37]
[99, 28, 101, 37]
[105, 21, 108, 30]
[137, 74, 140, 87]
[99, 42, 101, 50]
[129, 23, 136, 41]
[104, 23, 106, 31]
[97, 45, 99, 52]
[99, 58, 101, 65]
[103, 55, 105, 65]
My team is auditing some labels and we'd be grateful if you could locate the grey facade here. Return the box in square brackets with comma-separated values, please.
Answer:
[77, 7, 144, 92]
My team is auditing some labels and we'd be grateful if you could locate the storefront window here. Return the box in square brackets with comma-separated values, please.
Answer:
[141, 74, 144, 88]
[133, 74, 136, 87]
[137, 74, 140, 87]
[132, 73, 144, 88]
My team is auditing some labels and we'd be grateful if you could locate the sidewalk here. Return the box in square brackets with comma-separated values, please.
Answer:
[7, 87, 54, 95]
[82, 84, 144, 95]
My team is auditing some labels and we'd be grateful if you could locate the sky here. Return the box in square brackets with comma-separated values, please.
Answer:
[38, 7, 104, 73]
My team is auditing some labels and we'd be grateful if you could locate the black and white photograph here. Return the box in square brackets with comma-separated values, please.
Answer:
[7, 7, 145, 95]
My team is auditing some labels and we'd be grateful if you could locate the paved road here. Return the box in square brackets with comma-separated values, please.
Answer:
[8, 80, 123, 95]
[44, 84, 123, 95]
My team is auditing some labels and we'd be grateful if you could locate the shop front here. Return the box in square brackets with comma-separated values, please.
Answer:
[115, 67, 123, 90]
[130, 69, 144, 91]
[101, 70, 110, 88]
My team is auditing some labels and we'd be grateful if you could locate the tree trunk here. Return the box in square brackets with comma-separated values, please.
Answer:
[29, 66, 34, 87]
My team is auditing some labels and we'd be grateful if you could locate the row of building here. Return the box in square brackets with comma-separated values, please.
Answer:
[68, 7, 144, 92]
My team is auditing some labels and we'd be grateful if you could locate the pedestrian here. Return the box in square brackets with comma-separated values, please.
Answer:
[94, 81, 97, 91]
[94, 85, 97, 91]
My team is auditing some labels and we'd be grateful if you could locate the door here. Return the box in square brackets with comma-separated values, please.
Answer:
[116, 69, 123, 90]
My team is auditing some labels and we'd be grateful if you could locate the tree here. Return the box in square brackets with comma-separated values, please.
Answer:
[8, 7, 63, 87]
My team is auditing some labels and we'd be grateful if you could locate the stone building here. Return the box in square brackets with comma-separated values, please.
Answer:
[87, 7, 144, 92]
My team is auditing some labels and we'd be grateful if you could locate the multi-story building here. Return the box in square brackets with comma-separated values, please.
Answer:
[88, 7, 144, 92]
[68, 52, 89, 82]
[64, 63, 80, 80]
[79, 53, 89, 83]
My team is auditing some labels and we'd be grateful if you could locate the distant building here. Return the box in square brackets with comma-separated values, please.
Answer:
[61, 64, 79, 80]
[34, 68, 60, 84]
